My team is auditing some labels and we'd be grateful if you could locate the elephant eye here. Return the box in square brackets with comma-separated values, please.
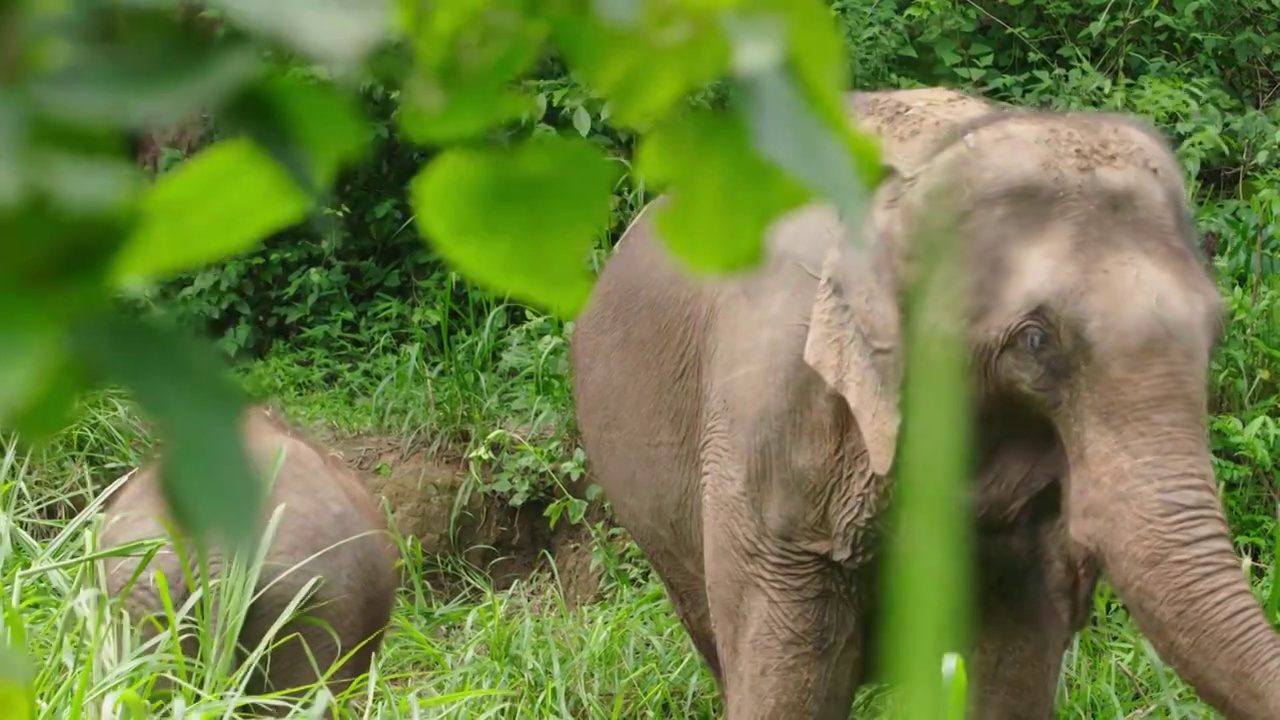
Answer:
[1018, 325, 1049, 353]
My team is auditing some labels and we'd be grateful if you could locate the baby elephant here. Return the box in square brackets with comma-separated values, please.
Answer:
[97, 405, 399, 716]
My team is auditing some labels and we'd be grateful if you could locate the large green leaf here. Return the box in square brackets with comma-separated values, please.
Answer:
[5, 348, 83, 445]
[733, 64, 884, 223]
[549, 4, 731, 129]
[208, 0, 392, 69]
[0, 644, 33, 720]
[396, 0, 546, 145]
[724, 5, 884, 224]
[110, 136, 311, 283]
[72, 312, 259, 552]
[0, 296, 64, 430]
[1, 203, 134, 316]
[27, 36, 263, 129]
[636, 107, 810, 273]
[219, 74, 371, 197]
[410, 134, 619, 317]
[769, 0, 850, 125]
[0, 97, 26, 207]
[32, 151, 146, 215]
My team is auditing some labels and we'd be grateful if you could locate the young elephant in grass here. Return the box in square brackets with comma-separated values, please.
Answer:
[570, 86, 1280, 719]
[97, 405, 398, 716]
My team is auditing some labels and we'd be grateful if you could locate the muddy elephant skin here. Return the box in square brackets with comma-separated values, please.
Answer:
[569, 87, 1280, 719]
[97, 405, 399, 716]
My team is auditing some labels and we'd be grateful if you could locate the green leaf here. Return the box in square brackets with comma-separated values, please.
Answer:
[396, 0, 546, 144]
[572, 105, 592, 136]
[636, 108, 809, 273]
[942, 652, 969, 719]
[110, 689, 152, 720]
[32, 152, 146, 215]
[220, 73, 371, 195]
[770, 0, 850, 126]
[5, 348, 83, 446]
[0, 644, 33, 720]
[0, 297, 64, 429]
[734, 64, 884, 223]
[0, 97, 27, 207]
[27, 36, 263, 129]
[71, 311, 258, 553]
[111, 136, 312, 283]
[410, 134, 619, 317]
[724, 6, 885, 224]
[1, 203, 133, 310]
[208, 0, 392, 69]
[548, 5, 731, 129]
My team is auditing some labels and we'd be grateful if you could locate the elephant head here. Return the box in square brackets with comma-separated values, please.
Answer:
[806, 109, 1280, 716]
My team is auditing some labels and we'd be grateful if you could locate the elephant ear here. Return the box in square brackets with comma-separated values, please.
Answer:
[803, 234, 903, 478]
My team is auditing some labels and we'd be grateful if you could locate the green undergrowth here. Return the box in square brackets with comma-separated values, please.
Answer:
[3, 319, 1273, 716]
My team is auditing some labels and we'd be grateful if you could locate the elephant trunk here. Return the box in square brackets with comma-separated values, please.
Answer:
[1064, 377, 1280, 719]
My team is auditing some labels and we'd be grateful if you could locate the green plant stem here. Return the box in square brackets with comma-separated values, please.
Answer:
[880, 205, 973, 719]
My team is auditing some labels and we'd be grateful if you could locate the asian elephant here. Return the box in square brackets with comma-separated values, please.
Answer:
[98, 404, 399, 717]
[569, 86, 1280, 718]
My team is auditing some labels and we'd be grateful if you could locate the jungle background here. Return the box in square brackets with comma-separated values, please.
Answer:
[8, 0, 1280, 717]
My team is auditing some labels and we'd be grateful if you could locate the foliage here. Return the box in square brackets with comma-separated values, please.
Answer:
[1, 0, 885, 556]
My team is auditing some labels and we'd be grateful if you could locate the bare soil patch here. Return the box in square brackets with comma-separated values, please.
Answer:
[327, 432, 609, 609]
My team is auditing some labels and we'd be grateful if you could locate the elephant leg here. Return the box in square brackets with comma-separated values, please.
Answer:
[656, 559, 722, 685]
[968, 512, 1098, 719]
[628, 524, 722, 685]
[704, 526, 863, 719]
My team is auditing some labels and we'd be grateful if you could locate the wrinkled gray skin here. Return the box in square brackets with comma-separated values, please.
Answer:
[570, 87, 1280, 719]
[98, 405, 398, 716]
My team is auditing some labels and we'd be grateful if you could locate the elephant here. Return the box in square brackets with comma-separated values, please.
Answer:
[97, 404, 399, 717]
[568, 86, 1280, 719]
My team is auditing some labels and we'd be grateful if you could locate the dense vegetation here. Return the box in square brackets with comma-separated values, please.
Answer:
[6, 0, 1279, 717]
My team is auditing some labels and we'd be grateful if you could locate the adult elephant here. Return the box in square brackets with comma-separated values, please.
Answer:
[569, 86, 1280, 719]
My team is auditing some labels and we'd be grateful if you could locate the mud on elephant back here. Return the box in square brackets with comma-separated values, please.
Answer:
[95, 404, 399, 718]
[569, 86, 1280, 719]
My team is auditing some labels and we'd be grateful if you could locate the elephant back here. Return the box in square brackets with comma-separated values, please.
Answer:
[845, 87, 1002, 176]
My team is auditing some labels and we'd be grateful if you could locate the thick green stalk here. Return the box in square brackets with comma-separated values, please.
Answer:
[880, 202, 973, 720]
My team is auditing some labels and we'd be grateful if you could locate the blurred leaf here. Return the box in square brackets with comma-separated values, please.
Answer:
[0, 298, 63, 429]
[410, 134, 619, 317]
[549, 5, 730, 129]
[111, 689, 151, 720]
[0, 644, 34, 720]
[5, 349, 83, 446]
[208, 0, 391, 69]
[27, 38, 263, 129]
[32, 152, 145, 214]
[111, 136, 311, 283]
[220, 73, 371, 196]
[396, 0, 545, 144]
[766, 0, 850, 127]
[0, 98, 26, 207]
[636, 107, 809, 273]
[1, 204, 132, 310]
[726, 9, 884, 225]
[72, 311, 258, 552]
[942, 652, 969, 719]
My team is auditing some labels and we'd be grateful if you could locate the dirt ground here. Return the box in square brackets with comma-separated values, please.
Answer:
[328, 432, 611, 609]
